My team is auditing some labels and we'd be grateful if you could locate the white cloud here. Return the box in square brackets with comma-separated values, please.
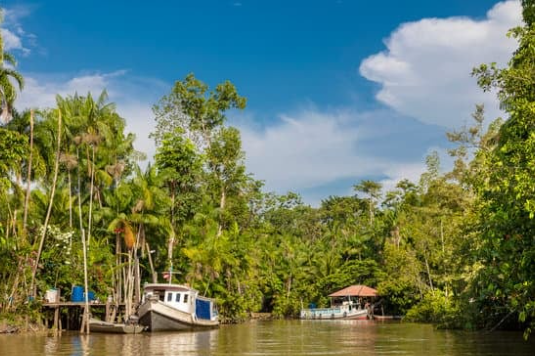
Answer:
[2, 28, 23, 51]
[236, 108, 428, 199]
[1, 5, 35, 55]
[379, 162, 426, 195]
[115, 102, 157, 161]
[359, 0, 522, 128]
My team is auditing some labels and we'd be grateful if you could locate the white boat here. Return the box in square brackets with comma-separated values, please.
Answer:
[138, 283, 218, 331]
[300, 302, 369, 320]
[300, 285, 378, 320]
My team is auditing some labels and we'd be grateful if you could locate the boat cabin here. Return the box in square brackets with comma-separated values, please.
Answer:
[141, 283, 218, 322]
[142, 283, 196, 315]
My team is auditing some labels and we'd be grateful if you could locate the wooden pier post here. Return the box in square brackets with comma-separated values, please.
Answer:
[105, 300, 110, 322]
[53, 307, 60, 335]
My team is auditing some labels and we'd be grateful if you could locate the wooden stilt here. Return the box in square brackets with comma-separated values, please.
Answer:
[110, 303, 117, 323]
[80, 306, 89, 334]
[58, 308, 62, 334]
[53, 307, 59, 335]
[80, 306, 84, 333]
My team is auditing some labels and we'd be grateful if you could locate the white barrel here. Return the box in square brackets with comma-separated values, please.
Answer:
[45, 289, 58, 303]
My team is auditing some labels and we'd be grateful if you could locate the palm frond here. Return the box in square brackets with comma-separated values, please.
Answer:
[3, 52, 17, 66]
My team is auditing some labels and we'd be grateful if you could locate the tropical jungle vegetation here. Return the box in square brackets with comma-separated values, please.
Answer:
[0, 0, 533, 338]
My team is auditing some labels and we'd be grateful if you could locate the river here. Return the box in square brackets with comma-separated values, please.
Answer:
[1, 320, 533, 356]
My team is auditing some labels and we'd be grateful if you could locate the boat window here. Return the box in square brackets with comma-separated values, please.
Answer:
[184, 294, 188, 303]
[175, 293, 181, 302]
[152, 289, 166, 301]
[167, 292, 173, 302]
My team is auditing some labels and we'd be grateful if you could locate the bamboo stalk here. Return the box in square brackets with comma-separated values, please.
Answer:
[22, 110, 34, 233]
[29, 110, 62, 297]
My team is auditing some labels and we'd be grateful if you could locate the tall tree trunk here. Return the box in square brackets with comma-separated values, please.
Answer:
[440, 218, 445, 253]
[369, 199, 375, 226]
[76, 146, 90, 334]
[22, 110, 34, 234]
[115, 232, 122, 305]
[80, 215, 90, 334]
[146, 242, 158, 283]
[125, 226, 142, 319]
[167, 226, 175, 283]
[125, 248, 136, 319]
[216, 188, 226, 238]
[286, 275, 292, 297]
[87, 145, 95, 246]
[424, 254, 434, 291]
[68, 171, 73, 228]
[29, 110, 62, 297]
[13, 173, 21, 238]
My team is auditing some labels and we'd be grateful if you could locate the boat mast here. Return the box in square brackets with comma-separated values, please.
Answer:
[167, 226, 175, 285]
[168, 262, 173, 285]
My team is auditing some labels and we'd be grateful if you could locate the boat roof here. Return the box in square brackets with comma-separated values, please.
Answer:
[143, 283, 197, 293]
[143, 283, 216, 302]
[328, 285, 379, 297]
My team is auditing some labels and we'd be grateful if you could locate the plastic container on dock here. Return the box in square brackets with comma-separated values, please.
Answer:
[71, 285, 84, 302]
[84, 291, 96, 301]
[45, 288, 58, 303]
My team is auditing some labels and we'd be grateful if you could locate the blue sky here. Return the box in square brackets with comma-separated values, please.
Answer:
[2, 0, 523, 205]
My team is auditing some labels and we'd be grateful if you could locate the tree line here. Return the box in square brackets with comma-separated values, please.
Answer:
[0, 1, 533, 337]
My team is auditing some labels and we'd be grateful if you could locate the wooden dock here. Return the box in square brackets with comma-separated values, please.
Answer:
[42, 301, 127, 334]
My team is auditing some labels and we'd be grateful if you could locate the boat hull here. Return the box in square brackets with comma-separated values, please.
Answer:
[138, 299, 218, 332]
[300, 307, 369, 320]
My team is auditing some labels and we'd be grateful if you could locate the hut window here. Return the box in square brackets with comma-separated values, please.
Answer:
[175, 293, 181, 302]
[184, 294, 189, 303]
[167, 293, 173, 302]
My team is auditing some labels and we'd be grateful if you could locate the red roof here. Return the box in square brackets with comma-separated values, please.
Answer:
[328, 285, 379, 297]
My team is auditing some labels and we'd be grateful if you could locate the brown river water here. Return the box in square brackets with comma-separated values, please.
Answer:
[1, 320, 534, 356]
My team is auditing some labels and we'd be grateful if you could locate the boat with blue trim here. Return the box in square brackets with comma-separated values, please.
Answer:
[300, 285, 378, 320]
[138, 283, 218, 331]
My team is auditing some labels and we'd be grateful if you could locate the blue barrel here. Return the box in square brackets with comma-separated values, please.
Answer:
[71, 286, 84, 302]
[85, 291, 95, 301]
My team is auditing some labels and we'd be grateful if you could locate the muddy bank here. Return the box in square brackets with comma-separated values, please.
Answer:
[0, 318, 46, 334]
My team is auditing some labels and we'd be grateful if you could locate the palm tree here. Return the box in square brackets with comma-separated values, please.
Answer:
[0, 12, 24, 123]
[353, 180, 382, 226]
[0, 53, 24, 123]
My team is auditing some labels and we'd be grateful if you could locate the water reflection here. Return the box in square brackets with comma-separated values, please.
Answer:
[78, 328, 218, 356]
[1, 320, 534, 356]
[143, 329, 218, 355]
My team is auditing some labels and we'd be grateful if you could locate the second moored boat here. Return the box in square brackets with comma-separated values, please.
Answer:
[300, 285, 379, 320]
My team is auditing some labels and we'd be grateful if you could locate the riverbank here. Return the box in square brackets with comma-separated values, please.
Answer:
[0, 317, 47, 334]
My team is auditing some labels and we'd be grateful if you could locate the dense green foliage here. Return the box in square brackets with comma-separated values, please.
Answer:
[0, 2, 534, 338]
[469, 0, 535, 338]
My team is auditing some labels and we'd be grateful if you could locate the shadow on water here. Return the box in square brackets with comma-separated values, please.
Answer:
[1, 320, 534, 355]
